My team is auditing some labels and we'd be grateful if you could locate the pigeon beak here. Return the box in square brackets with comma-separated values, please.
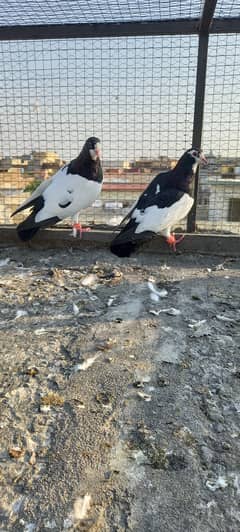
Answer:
[95, 142, 101, 158]
[200, 152, 208, 165]
[89, 148, 100, 160]
[90, 143, 101, 160]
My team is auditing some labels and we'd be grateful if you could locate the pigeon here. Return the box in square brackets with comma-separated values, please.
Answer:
[110, 148, 207, 257]
[11, 137, 103, 241]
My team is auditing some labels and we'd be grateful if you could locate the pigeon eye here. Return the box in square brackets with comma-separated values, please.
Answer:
[192, 151, 197, 157]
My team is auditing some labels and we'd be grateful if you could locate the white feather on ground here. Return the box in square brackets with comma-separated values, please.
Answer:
[73, 354, 99, 372]
[72, 303, 79, 316]
[148, 280, 168, 300]
[15, 310, 28, 319]
[0, 258, 11, 267]
[72, 494, 92, 521]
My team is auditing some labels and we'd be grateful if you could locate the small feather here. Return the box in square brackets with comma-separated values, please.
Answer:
[216, 314, 235, 323]
[107, 296, 117, 307]
[188, 319, 206, 329]
[137, 391, 152, 402]
[81, 274, 98, 287]
[206, 476, 228, 491]
[0, 258, 10, 266]
[72, 303, 79, 315]
[150, 293, 159, 303]
[15, 310, 28, 319]
[73, 494, 92, 521]
[73, 354, 99, 372]
[148, 280, 168, 298]
[149, 308, 181, 316]
[34, 328, 46, 335]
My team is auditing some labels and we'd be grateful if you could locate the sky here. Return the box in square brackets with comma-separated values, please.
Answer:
[0, 0, 237, 26]
[0, 1, 204, 25]
[0, 32, 240, 162]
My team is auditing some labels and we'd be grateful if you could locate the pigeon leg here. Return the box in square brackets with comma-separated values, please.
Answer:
[166, 233, 185, 252]
[174, 234, 185, 245]
[72, 221, 91, 239]
[72, 213, 80, 237]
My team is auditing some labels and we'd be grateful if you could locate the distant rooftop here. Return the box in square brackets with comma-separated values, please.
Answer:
[207, 177, 240, 186]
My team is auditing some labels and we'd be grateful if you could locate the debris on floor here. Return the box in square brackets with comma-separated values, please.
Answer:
[0, 246, 239, 532]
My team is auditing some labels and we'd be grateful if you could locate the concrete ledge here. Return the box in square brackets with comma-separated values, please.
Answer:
[0, 226, 240, 256]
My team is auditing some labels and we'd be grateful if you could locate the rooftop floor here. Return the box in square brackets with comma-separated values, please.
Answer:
[0, 247, 239, 531]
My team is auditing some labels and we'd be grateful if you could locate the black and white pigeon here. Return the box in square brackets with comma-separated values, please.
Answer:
[11, 137, 103, 241]
[110, 148, 207, 257]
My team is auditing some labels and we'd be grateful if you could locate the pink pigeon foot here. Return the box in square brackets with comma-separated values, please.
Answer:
[72, 223, 91, 239]
[166, 233, 185, 252]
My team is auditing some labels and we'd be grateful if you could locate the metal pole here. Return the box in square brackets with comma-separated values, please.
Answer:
[187, 0, 217, 232]
[187, 32, 209, 232]
[0, 19, 199, 41]
[0, 17, 238, 41]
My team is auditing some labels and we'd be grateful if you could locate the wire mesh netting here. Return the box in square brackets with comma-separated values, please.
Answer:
[0, 1, 204, 26]
[198, 33, 240, 235]
[215, 1, 240, 19]
[0, 1, 240, 235]
[0, 35, 198, 228]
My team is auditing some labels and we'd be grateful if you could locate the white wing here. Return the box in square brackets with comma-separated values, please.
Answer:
[12, 166, 68, 215]
[35, 172, 102, 223]
[133, 194, 194, 234]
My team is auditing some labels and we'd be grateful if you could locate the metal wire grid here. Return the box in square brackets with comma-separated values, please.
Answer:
[0, 35, 197, 227]
[197, 33, 240, 234]
[0, 1, 204, 26]
[215, 1, 240, 19]
[0, 0, 240, 235]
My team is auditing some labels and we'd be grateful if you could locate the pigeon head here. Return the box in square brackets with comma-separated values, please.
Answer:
[68, 136, 102, 180]
[175, 147, 208, 176]
[185, 148, 208, 166]
[172, 148, 207, 192]
[84, 137, 101, 161]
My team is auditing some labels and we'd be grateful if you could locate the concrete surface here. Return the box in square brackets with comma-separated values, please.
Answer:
[0, 246, 239, 531]
[0, 226, 240, 256]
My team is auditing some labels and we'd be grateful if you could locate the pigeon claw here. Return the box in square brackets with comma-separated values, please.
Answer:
[166, 233, 185, 252]
[72, 223, 91, 239]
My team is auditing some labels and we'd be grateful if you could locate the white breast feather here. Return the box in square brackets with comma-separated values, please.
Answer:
[133, 194, 194, 234]
[35, 170, 102, 223]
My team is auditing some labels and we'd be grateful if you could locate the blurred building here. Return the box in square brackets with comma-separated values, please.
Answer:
[26, 151, 63, 178]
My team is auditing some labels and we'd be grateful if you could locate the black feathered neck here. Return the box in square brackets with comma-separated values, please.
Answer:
[169, 152, 197, 193]
[67, 156, 103, 183]
[173, 152, 196, 176]
[67, 142, 103, 183]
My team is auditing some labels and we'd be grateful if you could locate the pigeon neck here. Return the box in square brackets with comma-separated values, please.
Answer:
[173, 158, 196, 178]
[79, 157, 102, 182]
[170, 158, 197, 194]
[68, 156, 103, 183]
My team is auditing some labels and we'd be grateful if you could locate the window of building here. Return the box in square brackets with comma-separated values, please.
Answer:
[228, 198, 240, 221]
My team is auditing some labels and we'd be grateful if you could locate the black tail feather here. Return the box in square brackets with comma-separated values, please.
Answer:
[17, 225, 40, 242]
[110, 240, 139, 258]
[110, 219, 155, 257]
[12, 195, 45, 218]
[14, 194, 53, 241]
[16, 211, 60, 242]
